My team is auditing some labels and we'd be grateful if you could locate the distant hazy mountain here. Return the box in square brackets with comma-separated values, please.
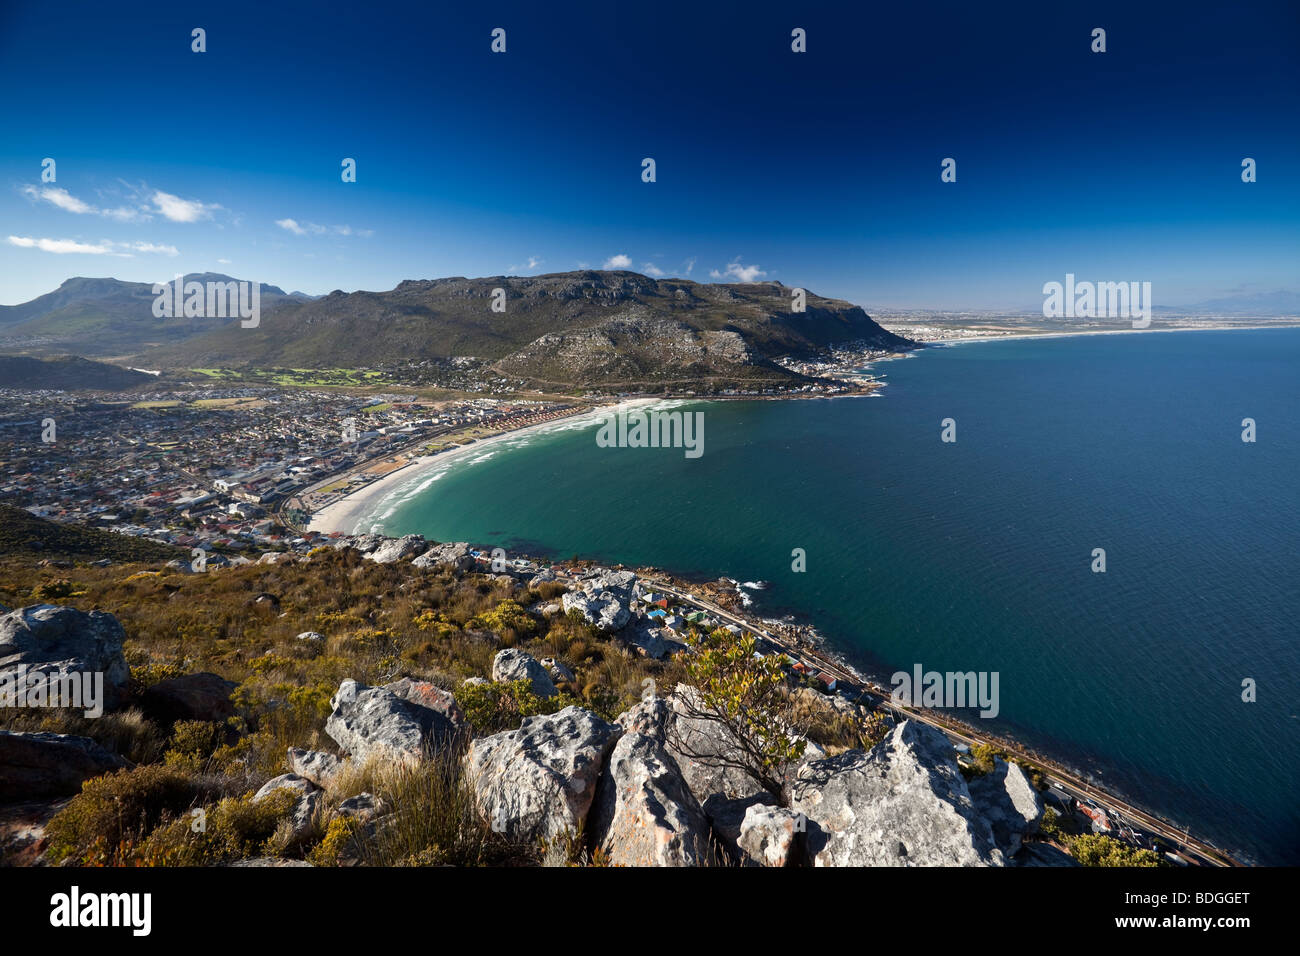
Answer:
[0, 275, 306, 357]
[0, 355, 154, 390]
[138, 271, 910, 388]
[1156, 290, 1300, 316]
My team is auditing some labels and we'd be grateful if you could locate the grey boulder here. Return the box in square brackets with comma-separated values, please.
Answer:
[287, 747, 343, 788]
[366, 534, 427, 564]
[967, 757, 1044, 856]
[561, 590, 631, 632]
[491, 648, 557, 699]
[463, 706, 621, 843]
[325, 679, 459, 764]
[412, 541, 473, 572]
[383, 677, 467, 733]
[253, 772, 316, 803]
[0, 604, 130, 711]
[790, 720, 1007, 867]
[0, 730, 128, 800]
[737, 803, 803, 867]
[590, 731, 713, 866]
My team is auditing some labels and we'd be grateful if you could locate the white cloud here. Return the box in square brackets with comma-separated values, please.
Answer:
[7, 235, 120, 255]
[642, 262, 664, 277]
[506, 255, 544, 274]
[277, 218, 368, 238]
[128, 241, 179, 256]
[6, 235, 177, 257]
[683, 256, 696, 276]
[20, 184, 145, 222]
[217, 258, 232, 265]
[37, 186, 94, 214]
[152, 190, 219, 223]
[603, 253, 632, 269]
[102, 206, 145, 222]
[711, 258, 767, 283]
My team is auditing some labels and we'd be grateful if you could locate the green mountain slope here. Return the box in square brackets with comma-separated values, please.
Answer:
[139, 271, 912, 387]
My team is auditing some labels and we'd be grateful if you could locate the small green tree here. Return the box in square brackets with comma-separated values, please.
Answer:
[674, 628, 806, 804]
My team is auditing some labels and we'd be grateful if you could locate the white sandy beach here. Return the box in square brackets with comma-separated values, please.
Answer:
[306, 398, 666, 536]
[931, 323, 1294, 345]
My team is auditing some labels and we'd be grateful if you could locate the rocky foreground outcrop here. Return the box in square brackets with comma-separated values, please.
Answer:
[491, 648, 557, 699]
[791, 720, 1040, 867]
[0, 730, 128, 800]
[589, 730, 713, 866]
[0, 570, 1052, 868]
[141, 672, 237, 725]
[463, 706, 621, 843]
[0, 604, 130, 710]
[325, 679, 461, 764]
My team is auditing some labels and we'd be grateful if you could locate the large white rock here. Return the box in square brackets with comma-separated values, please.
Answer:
[411, 542, 473, 572]
[491, 648, 557, 699]
[325, 679, 459, 764]
[0, 604, 130, 711]
[737, 803, 802, 867]
[254, 772, 316, 804]
[463, 706, 621, 843]
[561, 590, 631, 632]
[967, 757, 1044, 856]
[791, 720, 1007, 867]
[366, 534, 428, 564]
[288, 747, 343, 788]
[590, 731, 713, 866]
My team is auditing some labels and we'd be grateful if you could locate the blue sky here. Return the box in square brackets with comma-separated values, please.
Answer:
[1, 0, 1297, 310]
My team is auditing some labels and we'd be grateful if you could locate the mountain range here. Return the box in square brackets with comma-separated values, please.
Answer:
[0, 275, 309, 359]
[0, 272, 911, 389]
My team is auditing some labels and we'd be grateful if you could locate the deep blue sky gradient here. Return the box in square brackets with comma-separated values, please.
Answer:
[1, 0, 1297, 308]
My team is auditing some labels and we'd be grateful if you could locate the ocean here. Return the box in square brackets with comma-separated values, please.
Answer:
[365, 328, 1300, 865]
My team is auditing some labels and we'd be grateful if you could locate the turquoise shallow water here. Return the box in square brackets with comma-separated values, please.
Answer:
[370, 328, 1300, 864]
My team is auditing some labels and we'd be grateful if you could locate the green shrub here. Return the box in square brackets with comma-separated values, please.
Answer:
[134, 788, 299, 865]
[455, 679, 581, 734]
[308, 816, 361, 867]
[1071, 833, 1165, 867]
[45, 765, 209, 865]
[472, 600, 538, 640]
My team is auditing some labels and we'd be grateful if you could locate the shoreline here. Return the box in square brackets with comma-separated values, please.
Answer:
[905, 323, 1298, 346]
[306, 398, 666, 535]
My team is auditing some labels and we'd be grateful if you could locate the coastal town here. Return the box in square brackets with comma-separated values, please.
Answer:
[0, 383, 585, 561]
[0, 337, 902, 566]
